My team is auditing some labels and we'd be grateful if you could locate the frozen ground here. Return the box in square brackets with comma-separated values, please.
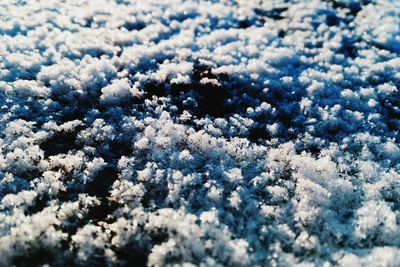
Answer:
[1, 0, 400, 266]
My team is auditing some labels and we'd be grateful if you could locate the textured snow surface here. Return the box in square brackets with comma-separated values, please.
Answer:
[1, 0, 400, 266]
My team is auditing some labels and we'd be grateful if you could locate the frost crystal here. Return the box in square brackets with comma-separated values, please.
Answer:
[1, 0, 400, 266]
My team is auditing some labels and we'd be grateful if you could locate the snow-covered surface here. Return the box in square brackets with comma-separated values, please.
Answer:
[1, 0, 400, 266]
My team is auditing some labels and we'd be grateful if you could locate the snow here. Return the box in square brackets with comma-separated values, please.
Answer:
[0, 0, 400, 266]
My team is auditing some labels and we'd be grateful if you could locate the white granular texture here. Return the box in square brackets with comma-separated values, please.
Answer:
[1, 0, 400, 266]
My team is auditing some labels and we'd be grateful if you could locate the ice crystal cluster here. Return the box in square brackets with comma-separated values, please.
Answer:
[1, 0, 400, 266]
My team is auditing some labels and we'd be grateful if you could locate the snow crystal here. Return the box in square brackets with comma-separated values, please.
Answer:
[1, 0, 400, 266]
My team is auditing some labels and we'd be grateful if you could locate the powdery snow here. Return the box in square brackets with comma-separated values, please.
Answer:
[1, 0, 400, 266]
